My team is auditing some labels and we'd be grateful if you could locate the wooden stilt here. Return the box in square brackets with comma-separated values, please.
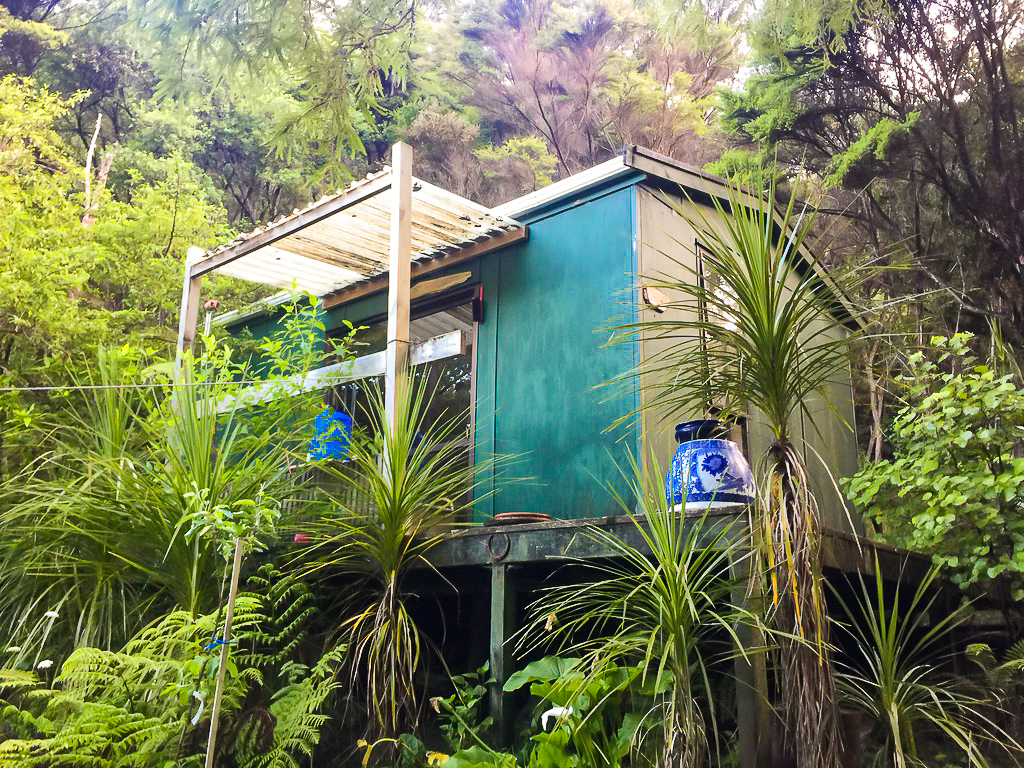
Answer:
[385, 142, 412, 435]
[731, 546, 772, 768]
[175, 248, 204, 378]
[489, 563, 517, 748]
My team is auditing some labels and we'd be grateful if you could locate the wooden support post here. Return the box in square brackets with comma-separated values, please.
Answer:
[385, 141, 412, 434]
[489, 563, 517, 748]
[204, 537, 244, 768]
[731, 547, 772, 768]
[175, 247, 204, 379]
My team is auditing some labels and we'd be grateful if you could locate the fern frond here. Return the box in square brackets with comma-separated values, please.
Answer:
[967, 643, 999, 678]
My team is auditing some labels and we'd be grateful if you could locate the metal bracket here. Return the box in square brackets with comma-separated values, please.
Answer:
[485, 532, 511, 562]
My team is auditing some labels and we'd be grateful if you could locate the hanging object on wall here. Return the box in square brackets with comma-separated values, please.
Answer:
[310, 406, 353, 461]
[642, 285, 670, 313]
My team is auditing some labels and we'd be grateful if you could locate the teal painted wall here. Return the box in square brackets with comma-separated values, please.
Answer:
[474, 185, 639, 521]
[222, 185, 642, 522]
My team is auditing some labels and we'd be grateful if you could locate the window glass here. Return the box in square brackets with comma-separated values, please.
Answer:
[327, 298, 476, 448]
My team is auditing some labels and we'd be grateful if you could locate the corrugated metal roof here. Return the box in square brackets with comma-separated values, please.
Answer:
[192, 168, 524, 296]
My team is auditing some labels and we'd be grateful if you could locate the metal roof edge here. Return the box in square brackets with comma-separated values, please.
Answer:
[622, 144, 736, 198]
[492, 156, 633, 219]
[490, 146, 732, 222]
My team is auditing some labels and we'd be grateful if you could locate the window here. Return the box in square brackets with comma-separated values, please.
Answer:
[326, 287, 479, 475]
[696, 242, 749, 453]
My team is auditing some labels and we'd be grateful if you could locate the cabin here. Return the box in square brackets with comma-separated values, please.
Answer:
[177, 144, 880, 766]
[190, 144, 860, 533]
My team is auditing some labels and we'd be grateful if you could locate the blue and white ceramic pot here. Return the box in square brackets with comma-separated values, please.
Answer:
[665, 419, 755, 512]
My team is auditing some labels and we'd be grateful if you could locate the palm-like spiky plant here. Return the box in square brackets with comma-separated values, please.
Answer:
[302, 375, 506, 742]
[518, 455, 759, 767]
[616, 178, 862, 765]
[833, 561, 1019, 767]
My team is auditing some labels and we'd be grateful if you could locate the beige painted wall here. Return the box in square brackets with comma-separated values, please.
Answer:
[635, 184, 862, 535]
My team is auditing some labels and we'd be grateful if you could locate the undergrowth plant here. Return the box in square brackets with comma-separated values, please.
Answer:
[433, 663, 495, 753]
[967, 641, 1024, 746]
[0, 566, 344, 767]
[503, 656, 655, 768]
[0, 294, 353, 654]
[516, 456, 757, 767]
[831, 559, 1020, 768]
[302, 375, 512, 744]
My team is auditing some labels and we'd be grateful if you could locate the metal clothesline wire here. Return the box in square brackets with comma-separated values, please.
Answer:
[0, 379, 358, 393]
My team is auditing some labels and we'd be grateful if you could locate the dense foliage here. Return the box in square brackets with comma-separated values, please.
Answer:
[3, 0, 1024, 765]
[0, 298, 346, 651]
[847, 334, 1024, 601]
[0, 568, 344, 766]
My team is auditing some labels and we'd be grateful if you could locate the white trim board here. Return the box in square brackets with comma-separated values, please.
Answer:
[213, 329, 466, 414]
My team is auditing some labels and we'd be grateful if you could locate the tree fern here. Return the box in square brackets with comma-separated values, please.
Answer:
[0, 575, 345, 766]
[238, 565, 317, 669]
[234, 648, 346, 768]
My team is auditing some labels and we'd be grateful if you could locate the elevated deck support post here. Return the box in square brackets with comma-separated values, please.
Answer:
[385, 141, 412, 435]
[731, 539, 772, 768]
[175, 248, 204, 379]
[489, 562, 517, 748]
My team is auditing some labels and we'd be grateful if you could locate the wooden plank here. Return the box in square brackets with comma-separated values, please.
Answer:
[426, 509, 744, 568]
[422, 513, 921, 576]
[323, 226, 528, 309]
[385, 142, 413, 434]
[731, 551, 773, 768]
[213, 329, 465, 414]
[410, 271, 473, 300]
[174, 257, 202, 376]
[489, 564, 517, 749]
[190, 174, 392, 277]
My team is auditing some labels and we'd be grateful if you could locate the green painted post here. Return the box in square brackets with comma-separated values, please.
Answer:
[489, 563, 517, 748]
[731, 549, 772, 768]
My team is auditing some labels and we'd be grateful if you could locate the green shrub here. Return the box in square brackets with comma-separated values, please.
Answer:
[846, 333, 1024, 599]
[0, 568, 344, 767]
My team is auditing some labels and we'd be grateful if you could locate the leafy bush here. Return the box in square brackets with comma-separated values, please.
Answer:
[433, 663, 494, 754]
[846, 333, 1024, 598]
[504, 656, 655, 768]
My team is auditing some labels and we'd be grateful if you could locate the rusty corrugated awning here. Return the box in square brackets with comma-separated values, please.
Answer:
[191, 167, 526, 297]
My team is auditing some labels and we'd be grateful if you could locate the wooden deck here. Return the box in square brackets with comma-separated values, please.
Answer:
[426, 507, 931, 579]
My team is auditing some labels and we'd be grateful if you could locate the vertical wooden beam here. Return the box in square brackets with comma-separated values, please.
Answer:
[731, 547, 772, 768]
[489, 563, 517, 748]
[385, 141, 413, 433]
[175, 247, 204, 379]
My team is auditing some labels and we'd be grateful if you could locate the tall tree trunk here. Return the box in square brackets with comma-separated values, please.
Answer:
[768, 439, 843, 768]
[866, 340, 885, 463]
